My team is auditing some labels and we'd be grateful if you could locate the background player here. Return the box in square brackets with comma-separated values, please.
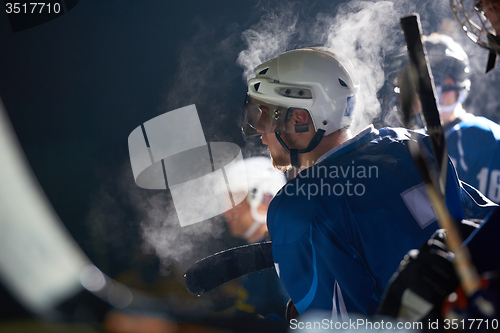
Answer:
[425, 33, 500, 203]
[223, 156, 285, 243]
[380, 33, 500, 203]
[220, 156, 289, 320]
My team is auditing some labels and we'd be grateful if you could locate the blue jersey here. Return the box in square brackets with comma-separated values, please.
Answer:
[267, 126, 495, 317]
[446, 116, 500, 203]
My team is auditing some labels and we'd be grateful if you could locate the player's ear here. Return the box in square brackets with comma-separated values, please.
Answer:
[290, 109, 310, 125]
[288, 109, 312, 133]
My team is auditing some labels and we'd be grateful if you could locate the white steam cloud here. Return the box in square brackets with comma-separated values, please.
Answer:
[320, 1, 408, 132]
[236, 0, 500, 130]
[237, 1, 411, 134]
[86, 0, 500, 281]
[237, 4, 299, 81]
[134, 190, 227, 273]
[85, 163, 228, 277]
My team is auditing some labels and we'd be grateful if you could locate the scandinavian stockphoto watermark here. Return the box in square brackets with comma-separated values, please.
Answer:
[278, 161, 379, 200]
[290, 318, 498, 331]
[289, 318, 422, 331]
[127, 105, 380, 225]
[127, 104, 248, 227]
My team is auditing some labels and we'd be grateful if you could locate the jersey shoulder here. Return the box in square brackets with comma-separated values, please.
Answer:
[369, 127, 427, 148]
[359, 126, 429, 158]
[449, 116, 500, 143]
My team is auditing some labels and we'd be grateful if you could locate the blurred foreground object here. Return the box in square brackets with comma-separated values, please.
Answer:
[0, 98, 91, 317]
[0, 98, 146, 324]
[0, 98, 287, 332]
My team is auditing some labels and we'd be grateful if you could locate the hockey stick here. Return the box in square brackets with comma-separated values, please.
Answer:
[184, 241, 274, 296]
[399, 14, 481, 297]
[400, 15, 448, 197]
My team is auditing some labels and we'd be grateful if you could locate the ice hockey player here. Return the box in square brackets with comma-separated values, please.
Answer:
[241, 47, 496, 318]
[223, 156, 285, 243]
[380, 33, 500, 203]
[220, 156, 289, 320]
[424, 33, 500, 203]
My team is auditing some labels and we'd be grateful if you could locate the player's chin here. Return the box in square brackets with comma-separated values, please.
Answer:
[270, 155, 291, 172]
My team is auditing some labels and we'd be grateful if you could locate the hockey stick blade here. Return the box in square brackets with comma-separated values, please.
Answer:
[400, 14, 448, 196]
[184, 241, 274, 296]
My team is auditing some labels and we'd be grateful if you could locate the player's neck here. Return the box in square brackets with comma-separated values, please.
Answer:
[298, 129, 352, 169]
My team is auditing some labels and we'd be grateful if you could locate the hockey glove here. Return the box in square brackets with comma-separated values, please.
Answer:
[377, 229, 459, 322]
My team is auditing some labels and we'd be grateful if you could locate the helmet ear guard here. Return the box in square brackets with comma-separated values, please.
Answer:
[294, 124, 310, 133]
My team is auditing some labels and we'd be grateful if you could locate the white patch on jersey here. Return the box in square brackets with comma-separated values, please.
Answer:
[274, 263, 280, 278]
[455, 126, 468, 172]
[331, 281, 349, 322]
[401, 182, 437, 229]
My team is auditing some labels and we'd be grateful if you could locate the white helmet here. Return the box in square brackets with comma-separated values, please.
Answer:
[224, 156, 286, 239]
[225, 156, 286, 208]
[242, 47, 358, 168]
[243, 47, 358, 137]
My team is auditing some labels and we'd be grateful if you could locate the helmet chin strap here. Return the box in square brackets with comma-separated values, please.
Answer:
[440, 102, 459, 113]
[242, 190, 268, 241]
[243, 206, 267, 241]
[242, 219, 264, 241]
[439, 89, 468, 113]
[275, 129, 326, 169]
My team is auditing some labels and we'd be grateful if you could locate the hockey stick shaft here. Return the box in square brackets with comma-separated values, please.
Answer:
[410, 141, 481, 296]
[400, 14, 481, 297]
[400, 14, 448, 196]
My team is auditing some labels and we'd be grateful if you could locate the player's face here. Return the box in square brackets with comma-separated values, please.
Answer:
[222, 194, 254, 237]
[256, 105, 292, 171]
[437, 78, 458, 107]
[255, 105, 275, 134]
[482, 0, 500, 33]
